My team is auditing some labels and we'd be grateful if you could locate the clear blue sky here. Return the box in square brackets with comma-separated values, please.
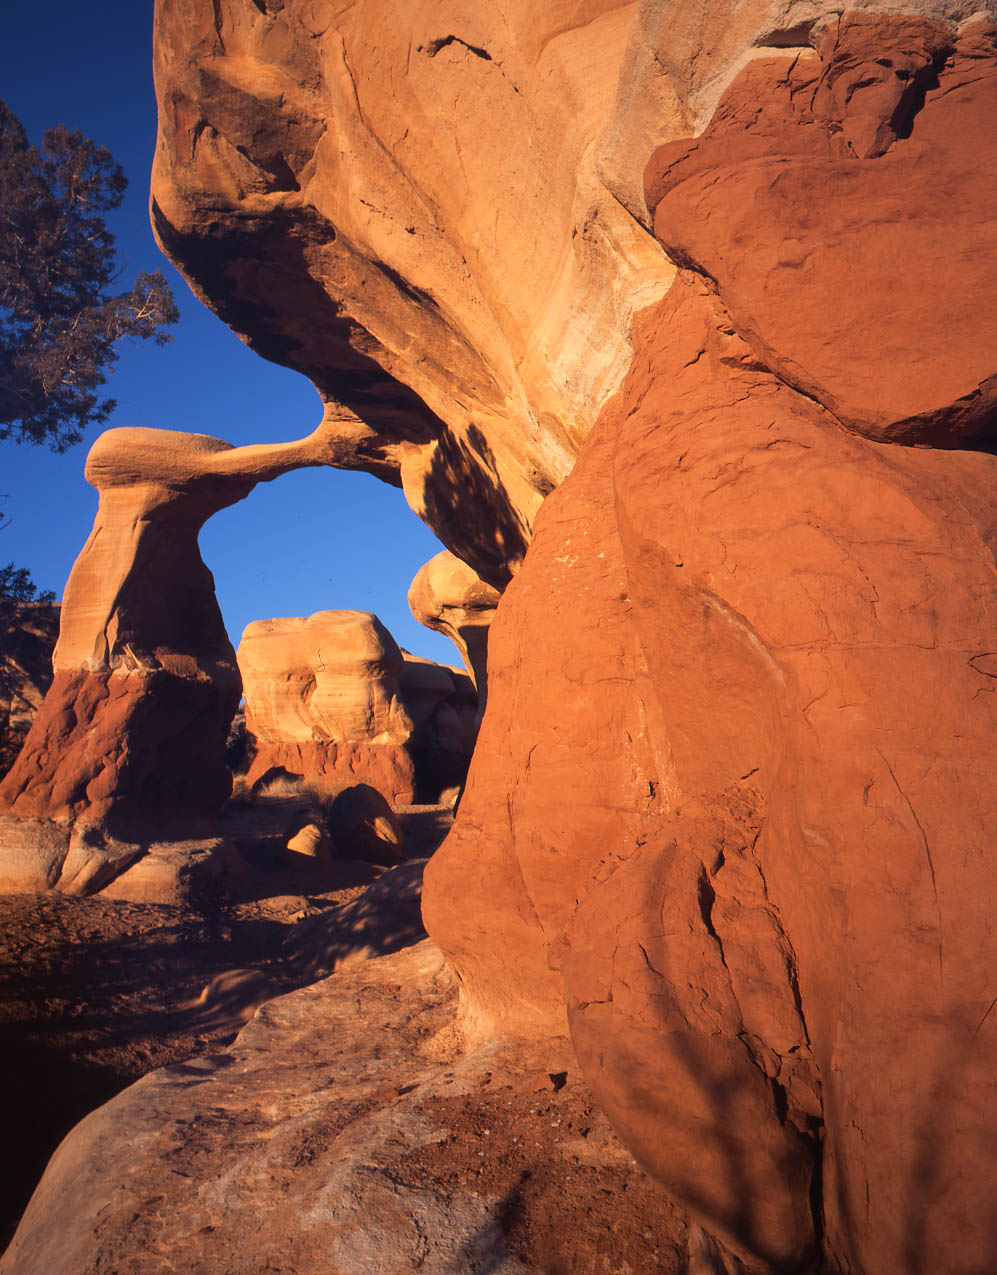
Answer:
[0, 2, 459, 667]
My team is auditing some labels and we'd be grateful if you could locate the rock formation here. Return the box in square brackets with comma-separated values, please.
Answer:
[237, 609, 477, 804]
[0, 422, 352, 894]
[408, 551, 500, 724]
[399, 653, 478, 798]
[5, 3, 997, 1273]
[425, 11, 997, 1273]
[238, 609, 418, 804]
[150, 0, 678, 587]
[0, 600, 58, 778]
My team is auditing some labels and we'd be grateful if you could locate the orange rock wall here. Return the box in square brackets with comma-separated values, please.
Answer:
[150, 0, 678, 585]
[425, 15, 997, 1272]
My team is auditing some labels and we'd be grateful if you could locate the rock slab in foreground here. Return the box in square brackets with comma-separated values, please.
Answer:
[2, 942, 689, 1275]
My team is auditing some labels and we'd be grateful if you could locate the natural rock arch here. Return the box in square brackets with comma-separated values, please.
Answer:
[0, 419, 370, 891]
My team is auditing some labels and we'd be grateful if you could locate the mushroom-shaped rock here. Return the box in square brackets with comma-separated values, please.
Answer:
[408, 551, 500, 723]
[0, 420, 348, 896]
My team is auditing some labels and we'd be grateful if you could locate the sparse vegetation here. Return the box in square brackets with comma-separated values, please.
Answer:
[0, 99, 177, 452]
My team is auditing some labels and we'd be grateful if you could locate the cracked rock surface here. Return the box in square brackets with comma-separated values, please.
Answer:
[425, 15, 997, 1273]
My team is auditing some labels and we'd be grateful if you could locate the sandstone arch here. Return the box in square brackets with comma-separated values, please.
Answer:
[0, 419, 375, 892]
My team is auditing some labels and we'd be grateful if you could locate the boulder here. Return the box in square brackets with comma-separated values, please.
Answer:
[1, 943, 690, 1275]
[237, 611, 478, 805]
[408, 551, 500, 725]
[238, 610, 418, 804]
[327, 783, 405, 865]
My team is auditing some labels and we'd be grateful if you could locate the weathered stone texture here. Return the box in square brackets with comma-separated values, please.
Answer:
[426, 14, 997, 1273]
[237, 609, 477, 804]
[0, 422, 349, 893]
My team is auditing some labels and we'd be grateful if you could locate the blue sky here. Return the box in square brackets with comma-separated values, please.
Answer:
[0, 3, 459, 666]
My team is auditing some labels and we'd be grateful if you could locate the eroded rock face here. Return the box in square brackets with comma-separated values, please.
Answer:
[643, 10, 997, 446]
[150, 0, 678, 586]
[238, 609, 418, 803]
[0, 422, 349, 894]
[237, 609, 477, 804]
[150, 1, 990, 592]
[7, 2, 995, 1270]
[425, 14, 997, 1274]
[408, 550, 500, 725]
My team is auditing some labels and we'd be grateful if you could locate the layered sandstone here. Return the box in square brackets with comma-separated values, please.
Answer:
[425, 13, 997, 1273]
[151, 0, 991, 592]
[0, 422, 351, 894]
[408, 551, 500, 724]
[238, 610, 418, 803]
[150, 0, 678, 585]
[237, 610, 478, 804]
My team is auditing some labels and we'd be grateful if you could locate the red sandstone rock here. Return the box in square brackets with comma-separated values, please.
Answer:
[6, 5, 995, 1272]
[150, 0, 677, 586]
[238, 610, 418, 805]
[237, 610, 478, 805]
[1, 942, 692, 1275]
[0, 422, 349, 895]
[425, 16, 997, 1273]
[644, 12, 997, 446]
[0, 600, 58, 778]
[408, 551, 500, 727]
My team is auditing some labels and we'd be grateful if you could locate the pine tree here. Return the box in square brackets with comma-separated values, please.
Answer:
[0, 98, 178, 452]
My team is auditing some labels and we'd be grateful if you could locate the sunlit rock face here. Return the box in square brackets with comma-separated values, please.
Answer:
[0, 422, 347, 894]
[151, 0, 993, 589]
[150, 0, 678, 586]
[425, 10, 997, 1274]
[4, 1, 991, 1270]
[408, 550, 499, 725]
[237, 610, 477, 803]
